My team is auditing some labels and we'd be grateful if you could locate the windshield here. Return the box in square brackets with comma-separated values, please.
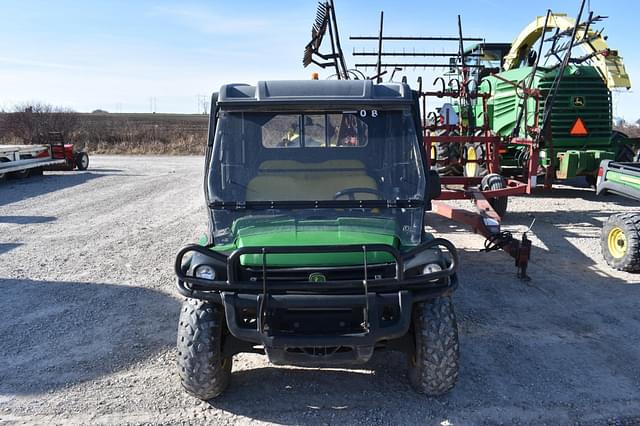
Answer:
[207, 109, 426, 247]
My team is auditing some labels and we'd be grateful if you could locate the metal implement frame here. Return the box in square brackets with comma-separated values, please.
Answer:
[0, 144, 67, 174]
[350, 13, 542, 278]
[302, 0, 351, 80]
[350, 12, 540, 278]
[411, 20, 540, 279]
[423, 125, 539, 279]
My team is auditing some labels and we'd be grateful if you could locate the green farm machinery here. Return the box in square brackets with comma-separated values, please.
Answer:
[455, 4, 632, 186]
[349, 1, 633, 186]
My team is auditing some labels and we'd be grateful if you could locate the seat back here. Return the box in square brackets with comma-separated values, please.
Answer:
[245, 160, 378, 201]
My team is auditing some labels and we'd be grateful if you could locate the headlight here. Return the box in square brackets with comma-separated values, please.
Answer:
[422, 263, 442, 275]
[194, 265, 216, 280]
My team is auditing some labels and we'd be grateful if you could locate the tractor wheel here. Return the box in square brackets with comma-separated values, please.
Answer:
[601, 213, 640, 272]
[612, 131, 633, 163]
[11, 170, 30, 179]
[408, 296, 459, 396]
[0, 158, 9, 181]
[9, 154, 33, 179]
[463, 143, 487, 177]
[615, 144, 634, 163]
[75, 152, 89, 170]
[177, 298, 232, 400]
[481, 173, 509, 217]
[432, 129, 462, 176]
[430, 144, 437, 168]
[434, 143, 463, 176]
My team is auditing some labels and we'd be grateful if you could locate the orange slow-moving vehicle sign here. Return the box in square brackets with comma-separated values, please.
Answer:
[569, 117, 589, 136]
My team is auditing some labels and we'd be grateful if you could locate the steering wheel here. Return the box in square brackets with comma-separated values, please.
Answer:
[333, 187, 384, 200]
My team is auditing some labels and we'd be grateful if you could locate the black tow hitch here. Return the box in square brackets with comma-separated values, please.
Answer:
[482, 228, 533, 281]
[515, 232, 532, 281]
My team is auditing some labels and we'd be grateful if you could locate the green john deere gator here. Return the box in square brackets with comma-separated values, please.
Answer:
[174, 79, 460, 400]
[462, 13, 633, 183]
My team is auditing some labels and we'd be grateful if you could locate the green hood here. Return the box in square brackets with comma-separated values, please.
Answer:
[217, 217, 401, 267]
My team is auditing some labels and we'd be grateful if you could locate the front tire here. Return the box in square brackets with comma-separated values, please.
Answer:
[408, 296, 459, 396]
[177, 299, 232, 400]
[601, 213, 640, 272]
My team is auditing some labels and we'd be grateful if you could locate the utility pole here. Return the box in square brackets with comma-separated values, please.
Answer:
[149, 97, 157, 113]
[196, 95, 208, 115]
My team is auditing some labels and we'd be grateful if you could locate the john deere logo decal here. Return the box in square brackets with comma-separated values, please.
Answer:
[308, 272, 326, 283]
[572, 96, 585, 108]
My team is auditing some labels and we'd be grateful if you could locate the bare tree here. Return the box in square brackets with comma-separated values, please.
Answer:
[4, 102, 79, 144]
[0, 110, 7, 140]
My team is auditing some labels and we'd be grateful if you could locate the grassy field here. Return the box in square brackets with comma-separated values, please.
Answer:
[0, 112, 210, 155]
[71, 113, 209, 154]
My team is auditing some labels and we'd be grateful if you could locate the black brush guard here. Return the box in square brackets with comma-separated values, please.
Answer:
[175, 240, 457, 363]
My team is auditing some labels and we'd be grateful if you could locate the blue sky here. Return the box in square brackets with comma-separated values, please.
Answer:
[0, 0, 638, 119]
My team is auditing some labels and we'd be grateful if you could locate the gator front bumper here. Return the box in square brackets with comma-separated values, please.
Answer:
[174, 241, 458, 364]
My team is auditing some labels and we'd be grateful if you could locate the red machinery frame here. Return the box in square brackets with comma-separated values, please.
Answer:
[419, 75, 541, 280]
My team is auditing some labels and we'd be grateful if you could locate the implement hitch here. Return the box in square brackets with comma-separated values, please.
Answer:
[515, 233, 532, 281]
[432, 191, 534, 280]
[482, 230, 532, 281]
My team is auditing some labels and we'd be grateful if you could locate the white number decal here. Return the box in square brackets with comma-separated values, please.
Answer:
[359, 109, 379, 118]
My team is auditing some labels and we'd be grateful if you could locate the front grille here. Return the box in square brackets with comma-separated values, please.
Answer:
[239, 263, 397, 282]
[538, 74, 612, 140]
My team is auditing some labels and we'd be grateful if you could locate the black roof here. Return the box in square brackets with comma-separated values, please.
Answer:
[216, 80, 414, 108]
[464, 42, 512, 56]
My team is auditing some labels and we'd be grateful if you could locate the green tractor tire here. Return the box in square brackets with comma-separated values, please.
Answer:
[601, 213, 640, 272]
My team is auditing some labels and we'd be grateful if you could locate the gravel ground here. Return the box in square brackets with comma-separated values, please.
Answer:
[1, 155, 639, 425]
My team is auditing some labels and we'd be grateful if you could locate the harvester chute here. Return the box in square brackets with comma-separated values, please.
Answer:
[503, 13, 631, 89]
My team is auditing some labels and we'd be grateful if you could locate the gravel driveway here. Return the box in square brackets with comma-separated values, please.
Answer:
[1, 155, 639, 425]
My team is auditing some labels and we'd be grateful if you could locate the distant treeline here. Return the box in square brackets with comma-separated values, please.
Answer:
[615, 124, 640, 139]
[0, 104, 208, 154]
[1, 103, 638, 155]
